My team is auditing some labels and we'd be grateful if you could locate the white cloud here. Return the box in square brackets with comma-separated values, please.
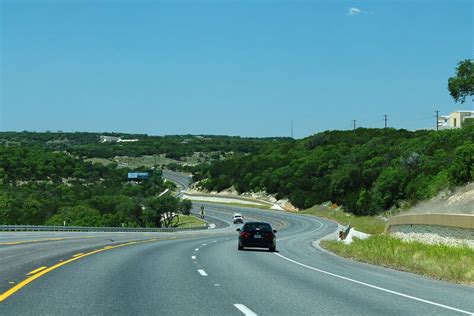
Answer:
[348, 7, 362, 15]
[348, 7, 372, 16]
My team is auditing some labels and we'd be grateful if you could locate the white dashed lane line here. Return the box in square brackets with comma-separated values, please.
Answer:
[194, 248, 199, 251]
[191, 256, 196, 260]
[197, 269, 208, 276]
[234, 304, 257, 316]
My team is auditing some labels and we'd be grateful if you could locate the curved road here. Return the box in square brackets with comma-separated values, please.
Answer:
[0, 174, 472, 315]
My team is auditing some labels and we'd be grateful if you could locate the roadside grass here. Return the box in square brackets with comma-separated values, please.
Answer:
[172, 215, 207, 228]
[301, 205, 385, 235]
[321, 235, 474, 285]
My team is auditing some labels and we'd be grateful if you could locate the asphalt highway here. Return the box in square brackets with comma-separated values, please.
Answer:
[0, 174, 472, 315]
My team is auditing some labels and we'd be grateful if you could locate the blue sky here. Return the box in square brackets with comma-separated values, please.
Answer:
[1, 0, 472, 138]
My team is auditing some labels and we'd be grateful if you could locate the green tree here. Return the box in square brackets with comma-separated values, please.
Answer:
[23, 196, 45, 225]
[47, 205, 104, 227]
[0, 191, 11, 224]
[144, 195, 179, 227]
[448, 59, 474, 103]
[371, 167, 406, 210]
[356, 189, 374, 215]
[463, 118, 474, 128]
[449, 143, 474, 185]
[179, 199, 192, 215]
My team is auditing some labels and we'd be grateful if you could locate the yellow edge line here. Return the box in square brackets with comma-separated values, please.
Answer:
[26, 266, 47, 276]
[0, 236, 96, 246]
[0, 238, 163, 302]
[72, 253, 84, 257]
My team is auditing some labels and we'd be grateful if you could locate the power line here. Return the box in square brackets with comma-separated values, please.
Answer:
[360, 119, 384, 127]
[348, 111, 440, 130]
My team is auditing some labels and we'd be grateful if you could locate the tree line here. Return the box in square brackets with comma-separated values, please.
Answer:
[0, 132, 289, 160]
[0, 145, 191, 227]
[196, 127, 474, 215]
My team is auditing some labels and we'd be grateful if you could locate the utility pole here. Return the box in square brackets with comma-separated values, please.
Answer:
[291, 120, 294, 138]
[435, 110, 439, 131]
[352, 120, 357, 130]
[383, 114, 388, 128]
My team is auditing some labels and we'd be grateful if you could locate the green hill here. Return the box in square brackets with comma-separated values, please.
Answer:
[197, 127, 474, 215]
[0, 132, 289, 226]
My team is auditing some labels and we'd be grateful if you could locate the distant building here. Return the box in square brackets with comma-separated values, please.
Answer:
[100, 136, 121, 143]
[438, 110, 474, 129]
[117, 138, 138, 142]
[449, 110, 474, 128]
[437, 115, 450, 129]
[100, 136, 139, 143]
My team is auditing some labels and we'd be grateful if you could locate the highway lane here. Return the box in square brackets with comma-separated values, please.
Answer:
[0, 232, 172, 293]
[0, 202, 225, 293]
[0, 226, 231, 295]
[1, 203, 473, 315]
[197, 205, 474, 315]
[162, 170, 192, 191]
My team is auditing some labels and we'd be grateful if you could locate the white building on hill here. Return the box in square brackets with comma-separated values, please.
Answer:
[437, 110, 474, 129]
[100, 136, 139, 143]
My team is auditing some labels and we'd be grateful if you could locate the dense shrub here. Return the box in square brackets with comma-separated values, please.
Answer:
[200, 127, 474, 214]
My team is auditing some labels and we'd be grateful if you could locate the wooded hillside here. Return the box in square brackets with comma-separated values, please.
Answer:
[198, 127, 474, 215]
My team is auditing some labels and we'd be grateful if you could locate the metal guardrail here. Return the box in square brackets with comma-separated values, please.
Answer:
[0, 225, 209, 233]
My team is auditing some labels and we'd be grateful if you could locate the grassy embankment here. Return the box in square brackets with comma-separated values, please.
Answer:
[303, 205, 474, 285]
[321, 236, 474, 285]
[172, 215, 207, 228]
[185, 196, 272, 210]
[301, 205, 385, 234]
[201, 201, 271, 210]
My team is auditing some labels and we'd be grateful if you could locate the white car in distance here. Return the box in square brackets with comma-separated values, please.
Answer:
[233, 213, 244, 224]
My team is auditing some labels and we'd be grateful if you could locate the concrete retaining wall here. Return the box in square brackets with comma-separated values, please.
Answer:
[385, 214, 474, 247]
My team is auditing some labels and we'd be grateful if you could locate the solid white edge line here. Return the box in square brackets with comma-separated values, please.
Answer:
[274, 253, 473, 315]
[234, 304, 257, 316]
[191, 256, 196, 260]
[197, 269, 208, 276]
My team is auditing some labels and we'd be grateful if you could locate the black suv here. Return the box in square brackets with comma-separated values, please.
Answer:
[237, 221, 277, 252]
